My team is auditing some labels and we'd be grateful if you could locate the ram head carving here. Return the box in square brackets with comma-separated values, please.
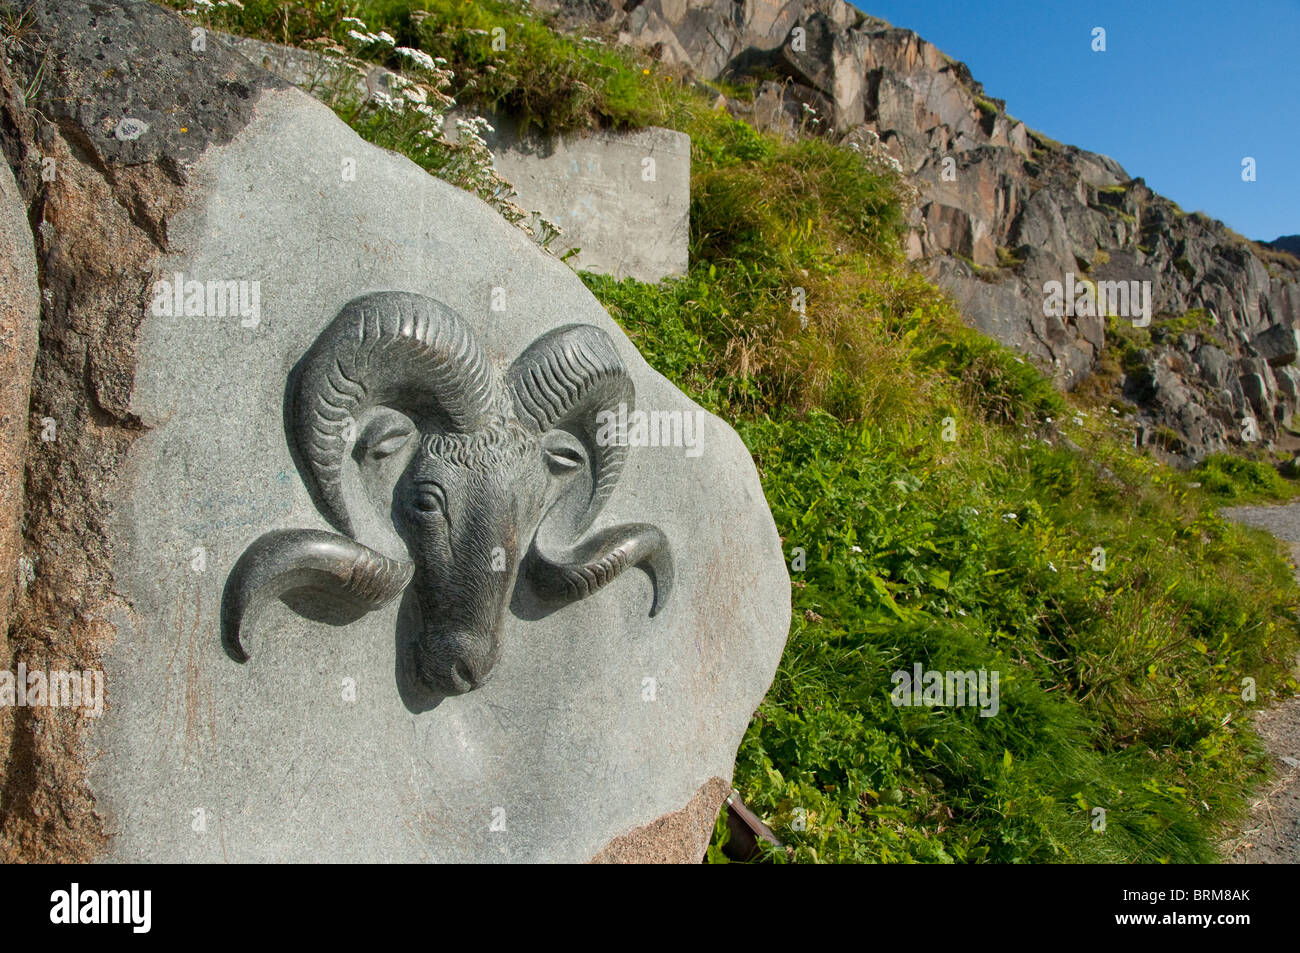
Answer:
[221, 291, 672, 696]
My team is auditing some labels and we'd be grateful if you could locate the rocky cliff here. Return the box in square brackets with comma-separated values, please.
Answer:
[541, 0, 1300, 462]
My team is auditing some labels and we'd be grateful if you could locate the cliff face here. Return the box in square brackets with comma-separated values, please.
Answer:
[541, 0, 1300, 461]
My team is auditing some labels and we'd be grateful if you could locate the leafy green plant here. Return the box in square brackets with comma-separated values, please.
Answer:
[1194, 453, 1297, 501]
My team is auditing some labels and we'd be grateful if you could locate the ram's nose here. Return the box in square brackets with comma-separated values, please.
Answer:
[416, 630, 500, 695]
[446, 656, 494, 694]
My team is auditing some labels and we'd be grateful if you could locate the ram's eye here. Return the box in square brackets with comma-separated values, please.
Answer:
[545, 445, 583, 473]
[413, 483, 446, 513]
[542, 430, 586, 475]
[359, 417, 414, 460]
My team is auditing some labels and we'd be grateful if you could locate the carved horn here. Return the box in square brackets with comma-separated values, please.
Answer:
[295, 291, 501, 536]
[523, 522, 673, 617]
[221, 529, 413, 663]
[507, 324, 672, 615]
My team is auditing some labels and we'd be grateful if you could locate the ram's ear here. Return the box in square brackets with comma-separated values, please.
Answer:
[351, 408, 419, 521]
[355, 410, 417, 463]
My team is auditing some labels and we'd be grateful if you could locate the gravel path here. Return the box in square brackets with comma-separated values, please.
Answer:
[1220, 503, 1300, 864]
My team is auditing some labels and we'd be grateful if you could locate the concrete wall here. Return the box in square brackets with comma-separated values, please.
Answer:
[480, 115, 690, 283]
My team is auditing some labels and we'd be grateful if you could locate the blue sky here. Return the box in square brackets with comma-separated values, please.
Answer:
[855, 0, 1300, 241]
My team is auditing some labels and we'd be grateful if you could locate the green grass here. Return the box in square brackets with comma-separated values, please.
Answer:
[1154, 307, 1214, 336]
[584, 100, 1299, 862]
[1194, 454, 1300, 502]
[175, 0, 1300, 864]
[167, 0, 708, 134]
[1028, 128, 1064, 153]
[590, 250, 1300, 864]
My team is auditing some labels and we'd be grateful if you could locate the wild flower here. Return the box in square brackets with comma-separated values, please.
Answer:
[396, 47, 438, 72]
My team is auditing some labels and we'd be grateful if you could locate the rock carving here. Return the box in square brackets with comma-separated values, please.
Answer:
[221, 291, 672, 695]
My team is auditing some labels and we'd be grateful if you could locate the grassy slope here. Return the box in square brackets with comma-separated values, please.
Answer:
[174, 0, 1300, 863]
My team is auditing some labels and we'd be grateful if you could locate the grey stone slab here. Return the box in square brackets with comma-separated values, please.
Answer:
[89, 87, 787, 863]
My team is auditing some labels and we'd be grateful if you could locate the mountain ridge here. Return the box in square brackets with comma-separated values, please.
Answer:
[1268, 235, 1300, 259]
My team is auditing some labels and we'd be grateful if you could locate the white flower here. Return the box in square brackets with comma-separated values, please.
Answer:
[347, 27, 396, 48]
[400, 84, 428, 105]
[369, 90, 401, 112]
[396, 46, 437, 71]
[850, 545, 862, 553]
[1002, 513, 1018, 521]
